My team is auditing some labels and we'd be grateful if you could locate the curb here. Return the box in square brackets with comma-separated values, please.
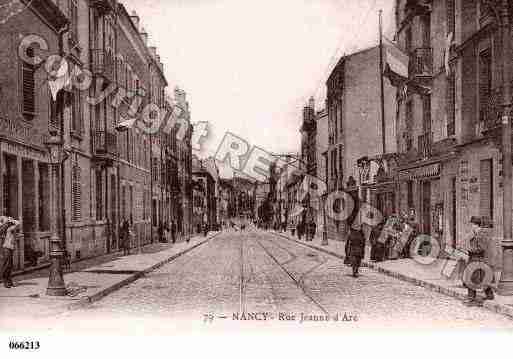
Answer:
[271, 231, 513, 320]
[68, 232, 220, 310]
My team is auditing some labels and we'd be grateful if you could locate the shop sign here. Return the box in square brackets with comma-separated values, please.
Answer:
[0, 117, 44, 147]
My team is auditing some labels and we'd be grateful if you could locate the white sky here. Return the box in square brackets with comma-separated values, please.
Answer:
[122, 0, 395, 176]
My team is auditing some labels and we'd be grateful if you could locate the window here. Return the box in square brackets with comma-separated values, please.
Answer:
[422, 94, 431, 134]
[447, 69, 456, 136]
[69, 0, 78, 44]
[21, 47, 35, 120]
[38, 163, 50, 231]
[446, 0, 455, 35]
[479, 49, 492, 124]
[71, 163, 82, 221]
[405, 100, 413, 151]
[71, 88, 83, 135]
[338, 145, 343, 185]
[407, 180, 414, 209]
[421, 15, 430, 48]
[405, 27, 412, 54]
[96, 170, 104, 220]
[480, 159, 493, 221]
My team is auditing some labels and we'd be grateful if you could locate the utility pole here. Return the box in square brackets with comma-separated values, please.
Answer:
[498, 0, 513, 295]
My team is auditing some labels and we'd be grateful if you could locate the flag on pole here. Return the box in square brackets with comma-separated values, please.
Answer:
[382, 36, 409, 86]
[48, 58, 71, 101]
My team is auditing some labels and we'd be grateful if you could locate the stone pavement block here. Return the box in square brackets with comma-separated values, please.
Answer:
[0, 233, 219, 319]
[270, 230, 513, 320]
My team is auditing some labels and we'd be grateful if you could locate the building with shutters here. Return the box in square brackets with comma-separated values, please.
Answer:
[0, 0, 69, 272]
[393, 0, 511, 252]
[0, 0, 193, 271]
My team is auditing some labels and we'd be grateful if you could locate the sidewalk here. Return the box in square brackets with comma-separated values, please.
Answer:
[0, 232, 220, 320]
[271, 230, 513, 320]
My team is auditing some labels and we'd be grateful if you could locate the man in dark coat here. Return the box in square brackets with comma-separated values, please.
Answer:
[347, 220, 366, 277]
[171, 221, 177, 244]
[120, 219, 130, 256]
[370, 222, 385, 261]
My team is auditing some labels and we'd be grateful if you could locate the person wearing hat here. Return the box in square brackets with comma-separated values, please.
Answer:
[347, 217, 366, 278]
[464, 216, 496, 306]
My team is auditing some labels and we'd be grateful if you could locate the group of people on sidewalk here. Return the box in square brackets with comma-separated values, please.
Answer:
[118, 218, 183, 257]
[347, 213, 499, 305]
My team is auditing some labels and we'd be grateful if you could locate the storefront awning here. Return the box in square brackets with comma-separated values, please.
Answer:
[399, 163, 440, 181]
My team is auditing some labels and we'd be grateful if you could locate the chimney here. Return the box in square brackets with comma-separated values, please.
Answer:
[130, 11, 140, 31]
[140, 27, 148, 45]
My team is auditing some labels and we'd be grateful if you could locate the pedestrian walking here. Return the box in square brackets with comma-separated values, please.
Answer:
[158, 220, 165, 243]
[370, 221, 385, 262]
[171, 221, 177, 244]
[347, 219, 366, 278]
[0, 216, 20, 288]
[120, 218, 130, 256]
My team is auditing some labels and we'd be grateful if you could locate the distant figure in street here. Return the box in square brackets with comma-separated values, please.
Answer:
[347, 219, 366, 278]
[120, 218, 130, 256]
[203, 221, 209, 237]
[0, 216, 20, 288]
[158, 221, 165, 243]
[171, 221, 177, 244]
[370, 221, 385, 262]
[297, 221, 303, 240]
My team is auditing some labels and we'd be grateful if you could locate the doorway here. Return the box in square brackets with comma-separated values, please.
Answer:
[422, 180, 431, 234]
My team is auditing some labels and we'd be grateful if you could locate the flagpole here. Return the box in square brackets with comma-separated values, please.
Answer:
[379, 9, 386, 155]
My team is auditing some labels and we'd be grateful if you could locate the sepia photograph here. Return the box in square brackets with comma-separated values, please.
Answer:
[1, 0, 513, 356]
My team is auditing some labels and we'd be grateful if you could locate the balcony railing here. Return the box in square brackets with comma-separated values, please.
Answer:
[94, 130, 117, 157]
[410, 47, 433, 77]
[90, 0, 116, 14]
[90, 49, 115, 83]
[418, 132, 433, 159]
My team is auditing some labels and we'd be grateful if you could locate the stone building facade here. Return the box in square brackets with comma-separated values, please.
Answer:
[0, 0, 193, 272]
[393, 0, 511, 254]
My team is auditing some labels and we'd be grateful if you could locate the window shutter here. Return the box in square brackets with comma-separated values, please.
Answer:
[72, 164, 82, 221]
[22, 62, 35, 117]
[446, 0, 455, 35]
[446, 71, 456, 136]
[479, 159, 493, 220]
[479, 50, 492, 124]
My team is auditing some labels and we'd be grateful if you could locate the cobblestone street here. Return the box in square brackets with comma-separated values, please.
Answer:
[27, 229, 512, 332]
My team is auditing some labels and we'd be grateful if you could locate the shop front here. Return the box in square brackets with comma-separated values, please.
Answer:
[1, 130, 55, 271]
[398, 162, 443, 241]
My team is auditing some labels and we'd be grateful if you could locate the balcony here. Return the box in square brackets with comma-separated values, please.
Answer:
[480, 88, 503, 132]
[93, 130, 117, 162]
[418, 132, 433, 159]
[409, 48, 433, 78]
[90, 49, 115, 84]
[90, 0, 116, 14]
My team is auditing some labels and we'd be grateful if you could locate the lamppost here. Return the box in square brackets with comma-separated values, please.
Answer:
[44, 134, 66, 296]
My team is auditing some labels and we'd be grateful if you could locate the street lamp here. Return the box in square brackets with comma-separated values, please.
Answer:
[44, 134, 66, 296]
